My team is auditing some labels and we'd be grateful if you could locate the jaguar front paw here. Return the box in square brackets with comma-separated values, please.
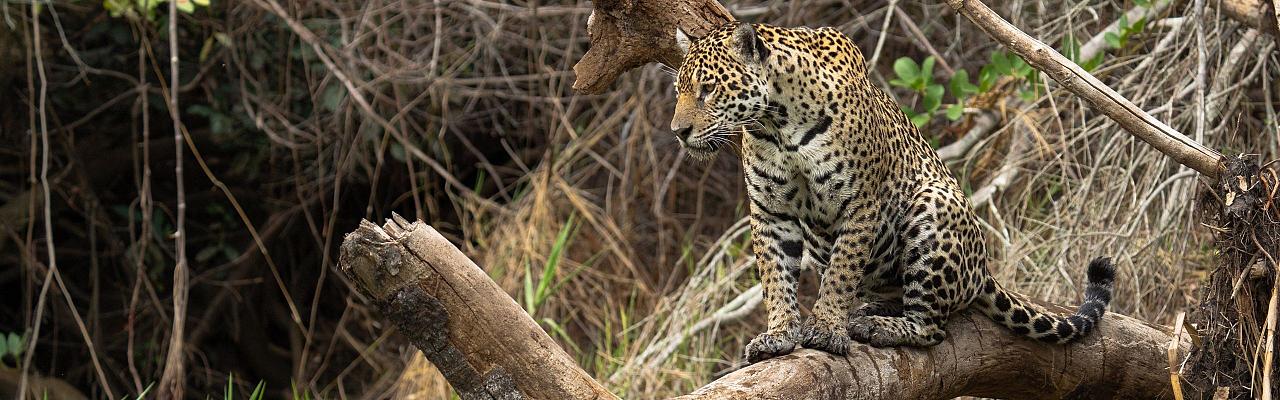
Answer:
[744, 330, 797, 363]
[799, 317, 851, 356]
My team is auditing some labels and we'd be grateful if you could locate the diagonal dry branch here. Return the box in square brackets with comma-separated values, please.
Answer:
[957, 1, 1230, 178]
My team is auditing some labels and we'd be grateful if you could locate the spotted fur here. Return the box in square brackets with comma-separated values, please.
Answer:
[669, 22, 1116, 362]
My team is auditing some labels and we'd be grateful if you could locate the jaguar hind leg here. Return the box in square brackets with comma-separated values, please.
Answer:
[848, 249, 947, 347]
[849, 184, 977, 347]
[848, 245, 948, 347]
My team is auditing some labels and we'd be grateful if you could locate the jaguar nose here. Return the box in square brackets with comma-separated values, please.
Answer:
[673, 126, 693, 142]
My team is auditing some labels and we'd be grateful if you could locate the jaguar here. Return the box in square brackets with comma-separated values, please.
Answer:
[668, 22, 1115, 362]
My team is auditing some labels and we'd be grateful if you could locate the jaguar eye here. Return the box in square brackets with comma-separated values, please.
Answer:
[697, 85, 712, 104]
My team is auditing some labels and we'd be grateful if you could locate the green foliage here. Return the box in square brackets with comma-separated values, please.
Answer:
[946, 69, 978, 121]
[891, 56, 986, 126]
[220, 374, 266, 400]
[893, 0, 1159, 127]
[889, 56, 945, 127]
[523, 214, 580, 317]
[0, 331, 25, 368]
[104, 0, 211, 20]
[291, 383, 315, 400]
[1104, 13, 1147, 50]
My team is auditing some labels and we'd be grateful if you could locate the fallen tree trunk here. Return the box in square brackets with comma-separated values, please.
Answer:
[339, 217, 1192, 399]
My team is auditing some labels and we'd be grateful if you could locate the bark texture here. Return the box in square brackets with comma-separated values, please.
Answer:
[1218, 0, 1280, 38]
[572, 0, 733, 94]
[341, 217, 1192, 399]
[339, 216, 617, 400]
[679, 311, 1190, 400]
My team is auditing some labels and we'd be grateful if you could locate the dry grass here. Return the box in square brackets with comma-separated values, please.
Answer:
[2, 0, 1278, 398]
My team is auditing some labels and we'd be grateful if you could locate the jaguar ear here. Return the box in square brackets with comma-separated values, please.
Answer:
[732, 22, 769, 64]
[675, 26, 696, 57]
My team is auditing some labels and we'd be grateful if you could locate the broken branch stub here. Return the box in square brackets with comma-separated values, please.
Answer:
[338, 217, 617, 400]
[573, 0, 734, 94]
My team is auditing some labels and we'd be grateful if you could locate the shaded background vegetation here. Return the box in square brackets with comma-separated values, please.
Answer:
[2, 0, 1277, 398]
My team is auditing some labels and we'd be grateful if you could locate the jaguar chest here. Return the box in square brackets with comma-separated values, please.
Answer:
[742, 133, 858, 228]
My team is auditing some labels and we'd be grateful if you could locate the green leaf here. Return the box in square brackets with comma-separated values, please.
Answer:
[248, 381, 266, 400]
[533, 215, 575, 313]
[226, 373, 235, 400]
[196, 246, 221, 263]
[1019, 87, 1039, 101]
[176, 0, 195, 13]
[946, 104, 965, 121]
[321, 84, 345, 112]
[523, 261, 535, 314]
[137, 383, 155, 400]
[199, 36, 215, 62]
[1131, 17, 1148, 34]
[920, 57, 936, 88]
[104, 0, 132, 17]
[949, 69, 978, 99]
[978, 65, 999, 92]
[888, 78, 912, 89]
[1010, 56, 1033, 79]
[1104, 32, 1121, 49]
[910, 112, 932, 127]
[7, 333, 22, 358]
[989, 52, 1011, 75]
[1081, 53, 1104, 72]
[213, 32, 232, 48]
[1060, 36, 1081, 63]
[389, 142, 406, 162]
[0, 333, 9, 359]
[892, 57, 920, 83]
[922, 84, 944, 113]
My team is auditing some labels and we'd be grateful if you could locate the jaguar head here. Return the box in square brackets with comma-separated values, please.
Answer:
[669, 22, 772, 159]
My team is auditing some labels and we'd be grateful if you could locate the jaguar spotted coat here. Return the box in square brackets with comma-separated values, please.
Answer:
[669, 22, 1115, 363]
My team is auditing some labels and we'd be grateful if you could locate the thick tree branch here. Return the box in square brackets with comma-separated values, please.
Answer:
[341, 218, 1192, 399]
[339, 216, 617, 400]
[573, 0, 733, 94]
[679, 311, 1190, 399]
